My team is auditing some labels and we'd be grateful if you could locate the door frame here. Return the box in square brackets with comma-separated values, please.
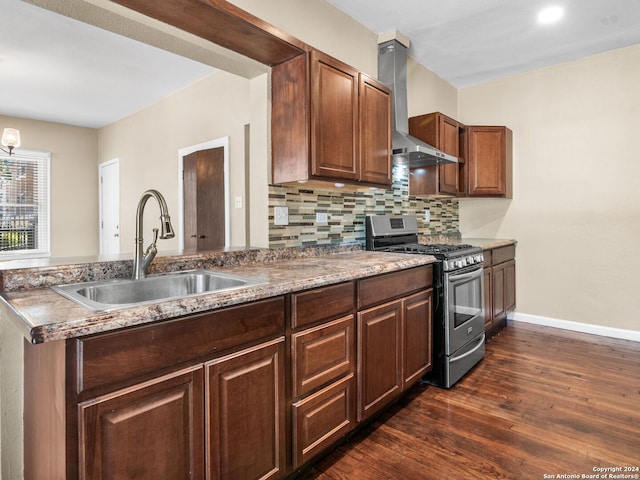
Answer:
[98, 158, 120, 255]
[177, 137, 230, 250]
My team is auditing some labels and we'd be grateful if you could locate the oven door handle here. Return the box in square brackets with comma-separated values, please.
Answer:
[448, 267, 483, 283]
[449, 334, 485, 363]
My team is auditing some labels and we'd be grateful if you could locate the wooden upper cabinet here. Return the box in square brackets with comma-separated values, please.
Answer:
[408, 112, 461, 196]
[272, 50, 391, 187]
[358, 73, 392, 185]
[311, 50, 359, 181]
[467, 126, 513, 198]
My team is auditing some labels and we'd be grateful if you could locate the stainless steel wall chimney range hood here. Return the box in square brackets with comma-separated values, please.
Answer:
[378, 37, 457, 166]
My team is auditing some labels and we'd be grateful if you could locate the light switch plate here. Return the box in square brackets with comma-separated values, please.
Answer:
[274, 206, 289, 225]
[424, 209, 430, 222]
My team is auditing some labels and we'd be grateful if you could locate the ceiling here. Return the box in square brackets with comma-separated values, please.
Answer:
[0, 0, 216, 128]
[327, 0, 640, 87]
[1, 0, 640, 129]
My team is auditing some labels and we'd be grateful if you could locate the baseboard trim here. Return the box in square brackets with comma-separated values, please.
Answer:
[510, 312, 640, 342]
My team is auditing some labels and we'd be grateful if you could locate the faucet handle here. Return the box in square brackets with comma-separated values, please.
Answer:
[143, 229, 159, 260]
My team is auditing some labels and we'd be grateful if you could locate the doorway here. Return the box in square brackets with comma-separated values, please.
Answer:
[98, 159, 120, 255]
[183, 147, 225, 250]
[178, 137, 230, 250]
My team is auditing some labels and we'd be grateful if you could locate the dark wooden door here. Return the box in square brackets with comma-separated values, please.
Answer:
[78, 367, 204, 480]
[206, 339, 286, 480]
[438, 115, 460, 195]
[357, 300, 402, 422]
[310, 50, 359, 181]
[402, 290, 433, 389]
[183, 147, 225, 250]
[505, 259, 516, 313]
[358, 73, 391, 185]
[492, 262, 507, 322]
[484, 268, 494, 330]
[467, 126, 508, 196]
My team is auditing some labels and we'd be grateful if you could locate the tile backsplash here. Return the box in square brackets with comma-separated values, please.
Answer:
[268, 164, 460, 248]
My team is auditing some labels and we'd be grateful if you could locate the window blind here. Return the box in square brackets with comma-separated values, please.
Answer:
[0, 151, 50, 258]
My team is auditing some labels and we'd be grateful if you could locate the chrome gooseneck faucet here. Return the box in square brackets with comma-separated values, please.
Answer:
[133, 189, 175, 280]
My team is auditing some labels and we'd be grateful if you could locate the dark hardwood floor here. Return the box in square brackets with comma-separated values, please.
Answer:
[296, 321, 640, 479]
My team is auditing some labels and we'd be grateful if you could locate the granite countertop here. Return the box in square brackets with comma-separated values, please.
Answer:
[416, 235, 517, 250]
[0, 248, 435, 344]
[461, 238, 518, 250]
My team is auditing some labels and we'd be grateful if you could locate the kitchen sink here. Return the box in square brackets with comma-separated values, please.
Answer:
[51, 269, 266, 312]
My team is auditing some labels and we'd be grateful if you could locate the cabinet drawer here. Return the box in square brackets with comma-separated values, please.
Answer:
[292, 374, 355, 468]
[357, 265, 432, 309]
[76, 297, 285, 395]
[492, 244, 515, 265]
[292, 315, 355, 398]
[291, 281, 355, 329]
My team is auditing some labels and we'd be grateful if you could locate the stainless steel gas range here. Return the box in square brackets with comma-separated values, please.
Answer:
[365, 214, 485, 388]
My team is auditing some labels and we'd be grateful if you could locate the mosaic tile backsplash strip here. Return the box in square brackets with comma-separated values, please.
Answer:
[268, 164, 460, 248]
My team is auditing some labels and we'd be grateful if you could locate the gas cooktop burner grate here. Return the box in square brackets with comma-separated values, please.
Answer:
[384, 243, 474, 255]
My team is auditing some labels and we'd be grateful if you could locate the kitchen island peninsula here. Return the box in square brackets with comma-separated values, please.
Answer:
[0, 245, 436, 479]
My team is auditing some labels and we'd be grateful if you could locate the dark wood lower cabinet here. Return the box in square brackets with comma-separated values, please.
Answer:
[76, 338, 286, 480]
[402, 290, 433, 388]
[356, 280, 434, 423]
[484, 245, 517, 337]
[78, 367, 204, 480]
[492, 261, 506, 321]
[206, 339, 286, 480]
[24, 269, 435, 479]
[291, 374, 356, 468]
[484, 268, 493, 331]
[357, 300, 403, 422]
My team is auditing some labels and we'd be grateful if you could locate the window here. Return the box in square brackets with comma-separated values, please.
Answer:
[0, 150, 50, 259]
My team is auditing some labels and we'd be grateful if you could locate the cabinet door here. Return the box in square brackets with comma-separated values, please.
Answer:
[358, 73, 391, 185]
[78, 366, 204, 480]
[310, 50, 358, 181]
[483, 268, 493, 330]
[402, 290, 433, 388]
[467, 126, 513, 197]
[438, 115, 460, 195]
[492, 263, 507, 322]
[357, 300, 402, 422]
[408, 112, 460, 196]
[206, 338, 285, 480]
[505, 259, 516, 313]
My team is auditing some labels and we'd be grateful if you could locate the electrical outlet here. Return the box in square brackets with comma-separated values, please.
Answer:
[274, 206, 289, 225]
[316, 212, 328, 223]
[234, 196, 243, 208]
[424, 209, 430, 222]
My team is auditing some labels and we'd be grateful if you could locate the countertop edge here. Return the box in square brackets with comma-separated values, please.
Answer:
[2, 252, 436, 344]
[462, 238, 518, 250]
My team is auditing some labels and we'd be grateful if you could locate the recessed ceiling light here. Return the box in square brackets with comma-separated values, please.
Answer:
[538, 6, 564, 24]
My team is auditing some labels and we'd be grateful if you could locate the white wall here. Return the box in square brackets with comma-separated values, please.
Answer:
[458, 45, 640, 332]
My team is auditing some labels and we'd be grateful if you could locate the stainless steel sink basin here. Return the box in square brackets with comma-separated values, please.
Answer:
[51, 269, 265, 312]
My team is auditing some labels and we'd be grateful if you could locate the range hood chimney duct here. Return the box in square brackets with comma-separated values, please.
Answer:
[378, 37, 457, 166]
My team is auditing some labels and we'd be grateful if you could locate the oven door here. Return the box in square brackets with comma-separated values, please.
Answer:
[444, 265, 485, 355]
